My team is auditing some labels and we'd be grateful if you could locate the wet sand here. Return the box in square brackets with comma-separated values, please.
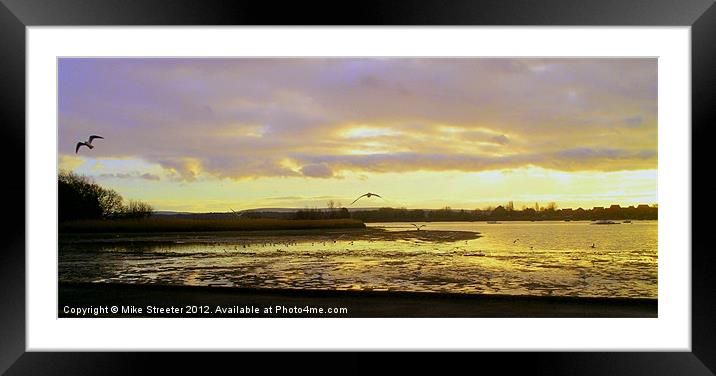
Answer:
[59, 282, 657, 318]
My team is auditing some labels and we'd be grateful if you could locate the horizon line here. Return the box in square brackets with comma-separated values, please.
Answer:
[154, 203, 659, 214]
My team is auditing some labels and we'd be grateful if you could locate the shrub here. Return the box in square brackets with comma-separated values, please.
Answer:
[124, 199, 154, 219]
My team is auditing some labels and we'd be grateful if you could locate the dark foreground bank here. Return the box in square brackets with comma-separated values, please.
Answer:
[58, 283, 656, 318]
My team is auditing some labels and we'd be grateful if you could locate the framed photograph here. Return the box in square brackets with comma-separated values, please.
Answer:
[2, 0, 714, 373]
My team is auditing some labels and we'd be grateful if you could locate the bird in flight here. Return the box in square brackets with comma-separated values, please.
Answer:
[410, 224, 427, 231]
[350, 192, 383, 205]
[75, 135, 104, 154]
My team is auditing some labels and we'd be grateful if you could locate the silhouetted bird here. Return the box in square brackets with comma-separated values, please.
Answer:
[350, 192, 383, 205]
[590, 243, 596, 248]
[410, 224, 427, 231]
[75, 135, 104, 153]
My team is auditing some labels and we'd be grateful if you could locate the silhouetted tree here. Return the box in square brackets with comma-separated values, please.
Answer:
[58, 170, 153, 221]
[59, 170, 112, 221]
[99, 188, 124, 218]
[124, 199, 154, 219]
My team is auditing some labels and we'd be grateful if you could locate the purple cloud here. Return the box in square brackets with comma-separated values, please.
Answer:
[58, 58, 657, 180]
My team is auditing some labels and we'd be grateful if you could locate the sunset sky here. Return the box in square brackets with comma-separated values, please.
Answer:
[58, 58, 657, 212]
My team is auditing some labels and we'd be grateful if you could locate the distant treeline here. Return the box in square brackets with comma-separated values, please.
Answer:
[294, 207, 351, 220]
[348, 205, 657, 222]
[59, 170, 657, 224]
[241, 203, 656, 222]
[59, 171, 154, 222]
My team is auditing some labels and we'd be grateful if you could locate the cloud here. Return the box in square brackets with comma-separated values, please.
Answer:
[58, 58, 657, 180]
[491, 135, 510, 145]
[59, 155, 85, 170]
[140, 173, 161, 180]
[623, 115, 644, 127]
[300, 163, 335, 178]
[293, 148, 656, 175]
[98, 171, 161, 180]
[156, 158, 203, 181]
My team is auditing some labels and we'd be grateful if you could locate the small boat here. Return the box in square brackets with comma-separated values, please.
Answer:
[592, 220, 619, 225]
[486, 221, 499, 224]
[623, 220, 632, 223]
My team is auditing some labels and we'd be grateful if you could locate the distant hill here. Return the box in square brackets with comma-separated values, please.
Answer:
[153, 211, 194, 216]
[240, 207, 384, 213]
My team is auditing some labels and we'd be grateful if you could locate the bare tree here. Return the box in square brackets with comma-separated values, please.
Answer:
[125, 199, 154, 218]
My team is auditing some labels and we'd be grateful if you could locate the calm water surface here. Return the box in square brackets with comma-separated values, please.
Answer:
[59, 221, 657, 298]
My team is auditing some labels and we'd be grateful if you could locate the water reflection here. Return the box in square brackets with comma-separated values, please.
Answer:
[59, 220, 657, 298]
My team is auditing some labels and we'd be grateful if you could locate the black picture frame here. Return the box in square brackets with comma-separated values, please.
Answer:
[1, 0, 714, 373]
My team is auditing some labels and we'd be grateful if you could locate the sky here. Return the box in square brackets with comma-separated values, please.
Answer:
[58, 58, 657, 212]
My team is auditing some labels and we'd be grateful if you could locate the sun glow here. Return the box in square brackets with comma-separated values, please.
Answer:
[59, 58, 657, 212]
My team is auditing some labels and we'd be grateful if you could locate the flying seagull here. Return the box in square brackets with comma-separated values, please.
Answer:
[410, 224, 427, 231]
[350, 192, 383, 205]
[75, 135, 104, 154]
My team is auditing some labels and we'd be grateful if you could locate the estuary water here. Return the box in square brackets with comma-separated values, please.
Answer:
[59, 220, 657, 298]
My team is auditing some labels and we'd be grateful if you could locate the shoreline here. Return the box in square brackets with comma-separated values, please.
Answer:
[59, 282, 657, 318]
[59, 228, 482, 244]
